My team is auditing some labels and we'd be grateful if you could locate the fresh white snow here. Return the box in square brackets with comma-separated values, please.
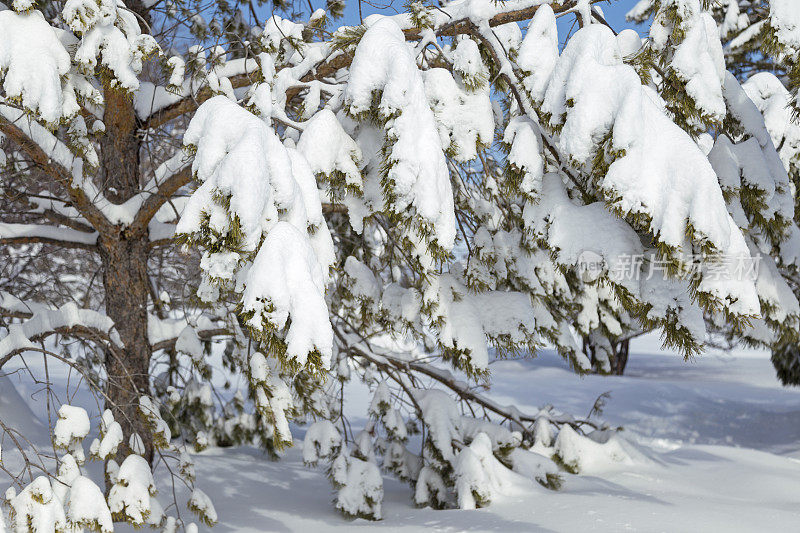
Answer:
[2, 340, 799, 531]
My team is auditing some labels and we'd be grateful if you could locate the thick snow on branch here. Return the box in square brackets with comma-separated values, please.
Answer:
[503, 116, 544, 196]
[454, 432, 524, 509]
[743, 72, 800, 183]
[242, 222, 333, 366]
[423, 66, 493, 163]
[0, 222, 98, 246]
[435, 274, 538, 370]
[413, 388, 522, 469]
[708, 72, 800, 339]
[180, 96, 319, 250]
[651, 0, 727, 125]
[8, 477, 68, 532]
[0, 10, 74, 124]
[0, 302, 121, 361]
[524, 173, 643, 292]
[742, 73, 800, 267]
[769, 0, 800, 52]
[63, 0, 159, 92]
[344, 17, 456, 252]
[517, 4, 559, 103]
[541, 26, 753, 269]
[297, 108, 363, 190]
[177, 95, 334, 368]
[710, 134, 790, 229]
[107, 454, 156, 525]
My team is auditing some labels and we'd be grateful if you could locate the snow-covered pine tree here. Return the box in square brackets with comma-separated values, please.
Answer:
[1, 0, 799, 526]
[629, 0, 800, 384]
[175, 0, 797, 517]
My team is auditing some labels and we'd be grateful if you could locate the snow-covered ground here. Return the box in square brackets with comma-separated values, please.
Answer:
[3, 340, 800, 531]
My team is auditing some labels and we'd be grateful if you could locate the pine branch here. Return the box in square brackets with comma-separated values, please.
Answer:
[40, 208, 95, 234]
[150, 327, 231, 352]
[0, 222, 99, 250]
[130, 161, 192, 236]
[0, 111, 114, 235]
[0, 302, 123, 369]
[139, 0, 600, 131]
[346, 338, 601, 433]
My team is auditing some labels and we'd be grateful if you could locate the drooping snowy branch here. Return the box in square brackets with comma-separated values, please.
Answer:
[176, 95, 335, 372]
[344, 18, 456, 259]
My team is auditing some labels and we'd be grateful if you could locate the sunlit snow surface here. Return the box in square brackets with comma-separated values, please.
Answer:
[3, 339, 800, 531]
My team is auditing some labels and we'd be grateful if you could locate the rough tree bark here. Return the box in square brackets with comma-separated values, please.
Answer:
[611, 339, 630, 376]
[97, 82, 154, 465]
[585, 337, 630, 376]
[99, 235, 154, 465]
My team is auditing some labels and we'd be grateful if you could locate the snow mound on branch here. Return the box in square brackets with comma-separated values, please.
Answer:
[751, 249, 800, 323]
[188, 488, 217, 526]
[524, 173, 643, 292]
[414, 389, 461, 462]
[720, 72, 794, 224]
[303, 420, 341, 465]
[710, 136, 787, 226]
[542, 24, 734, 250]
[66, 476, 113, 532]
[640, 275, 706, 340]
[423, 67, 494, 163]
[503, 117, 544, 196]
[180, 96, 304, 251]
[63, 0, 159, 92]
[770, 0, 800, 51]
[554, 426, 651, 474]
[454, 432, 527, 509]
[8, 477, 67, 532]
[178, 96, 334, 366]
[743, 72, 800, 181]
[508, 447, 560, 483]
[517, 4, 559, 102]
[242, 222, 333, 366]
[91, 409, 124, 460]
[541, 25, 758, 315]
[436, 273, 538, 370]
[53, 405, 90, 450]
[0, 10, 74, 124]
[297, 108, 362, 189]
[334, 456, 383, 519]
[452, 38, 488, 88]
[652, 1, 727, 124]
[344, 17, 456, 251]
[414, 388, 524, 463]
[108, 454, 156, 525]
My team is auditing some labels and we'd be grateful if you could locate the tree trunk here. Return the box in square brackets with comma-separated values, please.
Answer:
[100, 90, 141, 201]
[98, 84, 153, 466]
[584, 337, 630, 375]
[99, 235, 154, 465]
[611, 339, 630, 376]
